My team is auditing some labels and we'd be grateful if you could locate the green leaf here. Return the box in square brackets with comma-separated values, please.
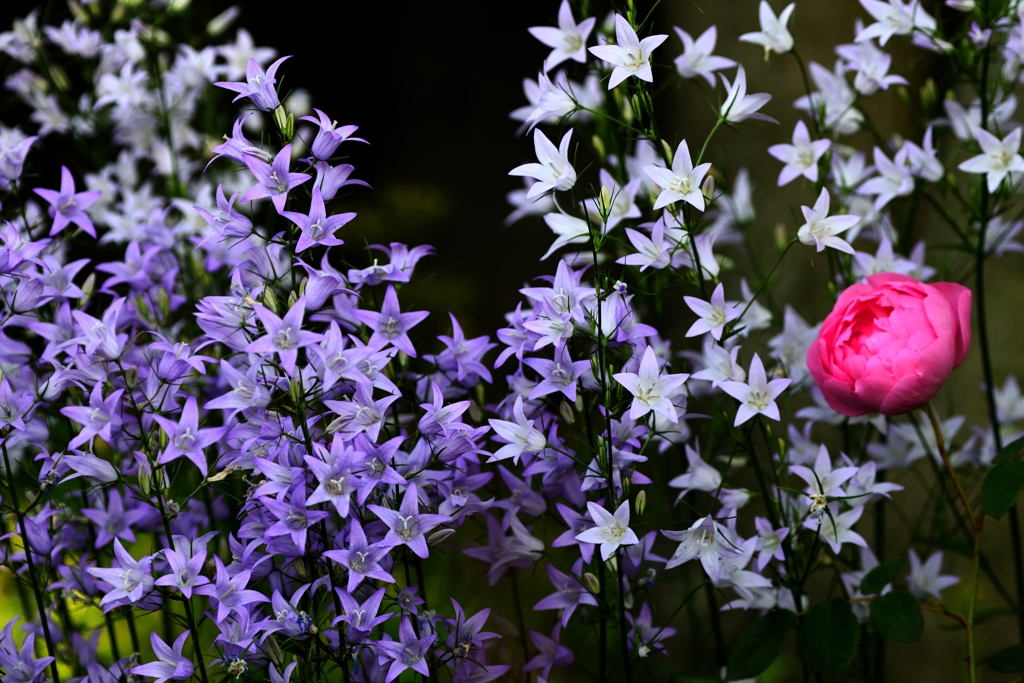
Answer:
[990, 645, 1024, 673]
[869, 592, 923, 643]
[726, 610, 794, 681]
[860, 558, 903, 596]
[797, 599, 859, 679]
[982, 459, 1024, 520]
[993, 436, 1024, 466]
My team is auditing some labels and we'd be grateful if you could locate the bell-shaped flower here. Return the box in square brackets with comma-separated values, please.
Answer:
[643, 139, 711, 211]
[509, 129, 577, 198]
[574, 500, 640, 561]
[768, 120, 830, 186]
[797, 187, 859, 254]
[153, 396, 224, 478]
[613, 345, 689, 423]
[529, 0, 596, 71]
[739, 1, 796, 59]
[719, 353, 792, 426]
[588, 14, 667, 89]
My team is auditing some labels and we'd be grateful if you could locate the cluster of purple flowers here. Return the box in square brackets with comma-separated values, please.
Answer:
[0, 0, 1023, 682]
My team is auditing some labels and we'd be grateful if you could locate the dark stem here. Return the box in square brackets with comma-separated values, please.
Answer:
[510, 570, 531, 683]
[616, 549, 632, 683]
[2, 440, 60, 683]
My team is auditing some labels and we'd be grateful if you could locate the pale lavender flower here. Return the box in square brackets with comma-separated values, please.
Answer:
[33, 166, 102, 237]
[131, 632, 194, 683]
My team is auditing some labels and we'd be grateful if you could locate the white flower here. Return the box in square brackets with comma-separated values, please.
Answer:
[668, 444, 722, 500]
[903, 126, 943, 182]
[662, 516, 740, 581]
[958, 127, 1024, 193]
[852, 236, 935, 281]
[684, 283, 740, 341]
[582, 169, 642, 229]
[612, 345, 689, 423]
[720, 65, 775, 124]
[793, 61, 862, 135]
[858, 146, 914, 211]
[488, 396, 547, 465]
[768, 120, 831, 186]
[643, 140, 711, 211]
[588, 14, 667, 90]
[790, 444, 859, 498]
[908, 549, 960, 600]
[509, 128, 577, 198]
[995, 375, 1024, 423]
[739, 1, 796, 59]
[529, 0, 597, 71]
[575, 501, 640, 561]
[797, 187, 859, 255]
[835, 33, 908, 95]
[767, 306, 819, 384]
[856, 0, 936, 46]
[719, 353, 792, 427]
[803, 504, 869, 554]
[539, 212, 592, 260]
[673, 25, 735, 86]
[690, 339, 746, 388]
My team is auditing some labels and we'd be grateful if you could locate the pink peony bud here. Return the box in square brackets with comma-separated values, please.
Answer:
[806, 272, 971, 416]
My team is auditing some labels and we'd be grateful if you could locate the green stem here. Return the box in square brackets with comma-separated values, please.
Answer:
[2, 440, 60, 683]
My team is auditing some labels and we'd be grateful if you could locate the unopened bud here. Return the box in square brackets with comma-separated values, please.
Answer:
[273, 105, 294, 141]
[79, 273, 95, 303]
[289, 377, 302, 405]
[427, 528, 456, 546]
[207, 6, 240, 36]
[920, 77, 937, 113]
[701, 175, 715, 201]
[48, 64, 70, 92]
[597, 185, 613, 219]
[157, 287, 171, 320]
[559, 399, 576, 425]
[261, 287, 278, 313]
[293, 558, 307, 580]
[167, 0, 192, 12]
[123, 366, 139, 389]
[773, 223, 788, 252]
[468, 400, 483, 423]
[591, 134, 606, 161]
[583, 572, 600, 594]
[138, 467, 151, 496]
[287, 290, 298, 309]
[575, 393, 584, 412]
[635, 490, 646, 517]
[208, 466, 237, 482]
[661, 139, 674, 165]
[165, 499, 180, 519]
[264, 635, 284, 667]
[623, 589, 634, 610]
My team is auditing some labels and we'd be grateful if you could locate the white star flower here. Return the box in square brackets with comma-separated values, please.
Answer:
[588, 14, 668, 90]
[684, 283, 740, 341]
[719, 353, 792, 427]
[768, 120, 831, 186]
[509, 128, 577, 198]
[643, 139, 712, 211]
[529, 0, 597, 71]
[739, 1, 796, 59]
[958, 127, 1024, 193]
[575, 501, 640, 561]
[613, 345, 689, 423]
[797, 187, 859, 255]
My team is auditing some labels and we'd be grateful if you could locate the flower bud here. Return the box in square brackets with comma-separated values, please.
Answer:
[287, 290, 298, 309]
[920, 77, 937, 113]
[157, 287, 171, 321]
[79, 273, 95, 303]
[773, 223, 789, 252]
[261, 287, 278, 313]
[123, 366, 139, 389]
[559, 399, 576, 425]
[583, 572, 600, 594]
[661, 139, 674, 165]
[635, 490, 646, 517]
[623, 589, 634, 610]
[591, 134, 606, 161]
[264, 635, 284, 667]
[273, 105, 294, 141]
[427, 528, 456, 546]
[207, 6, 240, 36]
[701, 175, 715, 202]
[468, 400, 483, 423]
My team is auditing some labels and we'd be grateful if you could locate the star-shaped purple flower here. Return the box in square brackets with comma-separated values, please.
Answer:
[367, 483, 451, 559]
[33, 166, 102, 237]
[349, 284, 428, 357]
[240, 144, 310, 213]
[280, 186, 354, 252]
[246, 296, 322, 374]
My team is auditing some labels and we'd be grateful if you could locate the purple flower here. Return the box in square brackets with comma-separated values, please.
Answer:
[86, 539, 154, 612]
[246, 297, 322, 374]
[263, 485, 328, 554]
[432, 314, 495, 383]
[313, 161, 369, 201]
[446, 598, 500, 656]
[323, 518, 395, 592]
[0, 625, 52, 683]
[70, 297, 126, 360]
[33, 166, 102, 237]
[334, 587, 392, 632]
[195, 184, 253, 240]
[194, 557, 269, 624]
[375, 617, 435, 682]
[60, 384, 123, 450]
[522, 624, 573, 679]
[350, 284, 429, 357]
[367, 483, 452, 558]
[304, 435, 362, 517]
[534, 558, 598, 627]
[214, 56, 289, 111]
[524, 344, 590, 401]
[240, 144, 311, 213]
[299, 108, 365, 160]
[131, 632, 194, 683]
[154, 547, 208, 598]
[153, 396, 224, 478]
[0, 135, 36, 184]
[323, 383, 398, 442]
[280, 186, 354, 252]
[81, 489, 147, 547]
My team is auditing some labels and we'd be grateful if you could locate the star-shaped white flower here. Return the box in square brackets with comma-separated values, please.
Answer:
[720, 65, 776, 124]
[958, 127, 1024, 193]
[768, 120, 830, 186]
[488, 396, 547, 465]
[667, 444, 722, 499]
[684, 283, 739, 341]
[529, 0, 597, 72]
[643, 139, 712, 211]
[797, 187, 859, 255]
[662, 516, 740, 581]
[719, 353, 791, 427]
[509, 128, 577, 198]
[540, 212, 593, 260]
[673, 25, 736, 87]
[790, 444, 860, 498]
[739, 1, 796, 59]
[908, 549, 960, 600]
[588, 14, 667, 90]
[690, 339, 746, 388]
[858, 146, 913, 211]
[803, 504, 869, 554]
[575, 501, 640, 561]
[856, 0, 936, 46]
[613, 345, 689, 423]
